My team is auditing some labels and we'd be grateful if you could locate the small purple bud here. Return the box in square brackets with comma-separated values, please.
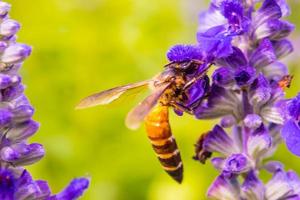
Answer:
[244, 114, 262, 129]
[0, 19, 20, 37]
[249, 74, 271, 105]
[0, 74, 19, 89]
[265, 161, 284, 173]
[250, 38, 276, 68]
[220, 115, 236, 128]
[0, 2, 10, 17]
[7, 120, 39, 142]
[1, 143, 45, 166]
[223, 153, 249, 175]
[273, 39, 293, 59]
[0, 41, 7, 52]
[12, 105, 34, 123]
[0, 74, 12, 89]
[0, 108, 12, 127]
[211, 157, 225, 171]
[52, 178, 90, 200]
[1, 44, 32, 64]
[2, 84, 24, 101]
[10, 75, 21, 85]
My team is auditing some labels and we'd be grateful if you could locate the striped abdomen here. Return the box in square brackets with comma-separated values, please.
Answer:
[145, 105, 183, 183]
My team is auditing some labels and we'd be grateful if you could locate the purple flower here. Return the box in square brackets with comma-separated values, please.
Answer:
[281, 93, 300, 156]
[0, 168, 89, 200]
[188, 0, 299, 197]
[1, 44, 32, 64]
[207, 174, 240, 199]
[167, 44, 203, 62]
[160, 0, 300, 197]
[287, 93, 300, 120]
[0, 19, 20, 38]
[0, 1, 90, 199]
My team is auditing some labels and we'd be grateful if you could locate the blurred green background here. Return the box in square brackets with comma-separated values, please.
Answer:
[7, 0, 300, 199]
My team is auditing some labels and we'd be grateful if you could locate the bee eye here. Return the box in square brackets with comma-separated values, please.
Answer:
[185, 64, 197, 74]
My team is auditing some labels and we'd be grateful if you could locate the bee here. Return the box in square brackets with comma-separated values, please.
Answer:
[76, 59, 207, 183]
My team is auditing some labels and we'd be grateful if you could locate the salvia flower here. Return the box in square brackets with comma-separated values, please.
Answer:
[0, 1, 89, 199]
[163, 0, 300, 198]
[281, 93, 300, 156]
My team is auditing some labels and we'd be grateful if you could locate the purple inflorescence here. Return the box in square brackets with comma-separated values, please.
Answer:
[0, 1, 89, 199]
[166, 0, 300, 199]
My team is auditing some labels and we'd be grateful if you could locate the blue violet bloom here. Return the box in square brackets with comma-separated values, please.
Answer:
[0, 1, 89, 199]
[165, 0, 300, 199]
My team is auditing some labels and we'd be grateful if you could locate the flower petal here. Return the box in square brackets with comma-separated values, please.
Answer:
[287, 93, 300, 119]
[265, 169, 294, 200]
[0, 2, 10, 17]
[212, 67, 234, 87]
[167, 44, 203, 62]
[0, 19, 20, 37]
[198, 4, 226, 33]
[242, 171, 265, 200]
[6, 120, 39, 142]
[223, 153, 251, 176]
[207, 174, 241, 200]
[1, 143, 45, 166]
[249, 38, 276, 68]
[234, 66, 256, 86]
[197, 25, 233, 59]
[254, 0, 282, 29]
[244, 114, 263, 129]
[1, 44, 32, 64]
[262, 62, 288, 81]
[184, 75, 209, 108]
[281, 120, 300, 156]
[51, 178, 90, 200]
[195, 84, 241, 119]
[215, 46, 247, 69]
[255, 19, 294, 40]
[203, 125, 239, 156]
[247, 125, 272, 160]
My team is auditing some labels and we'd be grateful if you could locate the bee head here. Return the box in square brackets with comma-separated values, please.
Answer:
[165, 59, 203, 74]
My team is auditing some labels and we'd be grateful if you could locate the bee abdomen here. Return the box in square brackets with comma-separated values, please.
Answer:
[145, 106, 183, 183]
[151, 136, 183, 183]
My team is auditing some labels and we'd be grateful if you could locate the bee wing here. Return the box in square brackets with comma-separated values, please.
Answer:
[125, 82, 171, 130]
[76, 80, 152, 109]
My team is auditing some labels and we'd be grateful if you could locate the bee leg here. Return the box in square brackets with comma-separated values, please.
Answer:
[170, 101, 193, 115]
[191, 59, 203, 65]
[182, 73, 207, 91]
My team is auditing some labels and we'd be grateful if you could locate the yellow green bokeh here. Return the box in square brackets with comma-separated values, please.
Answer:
[8, 0, 300, 199]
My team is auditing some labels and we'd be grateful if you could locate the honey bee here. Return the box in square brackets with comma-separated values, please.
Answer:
[76, 59, 207, 183]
